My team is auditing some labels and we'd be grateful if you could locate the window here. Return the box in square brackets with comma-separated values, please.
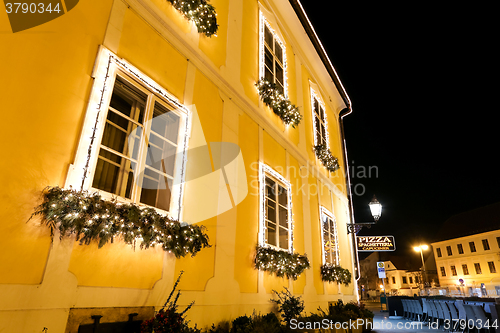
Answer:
[402, 276, 407, 284]
[69, 48, 190, 218]
[311, 91, 328, 147]
[496, 236, 500, 248]
[488, 261, 497, 273]
[440, 267, 446, 277]
[462, 264, 469, 275]
[320, 208, 338, 265]
[259, 164, 292, 251]
[482, 239, 490, 250]
[469, 241, 476, 252]
[436, 247, 442, 257]
[92, 76, 182, 212]
[409, 276, 413, 284]
[446, 246, 453, 256]
[474, 263, 482, 274]
[260, 14, 286, 94]
[392, 276, 396, 284]
[457, 243, 464, 254]
[451, 265, 457, 276]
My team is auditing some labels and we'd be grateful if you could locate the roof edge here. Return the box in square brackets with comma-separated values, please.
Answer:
[288, 0, 352, 109]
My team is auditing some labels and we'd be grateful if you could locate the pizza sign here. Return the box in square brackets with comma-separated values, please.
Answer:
[357, 236, 396, 252]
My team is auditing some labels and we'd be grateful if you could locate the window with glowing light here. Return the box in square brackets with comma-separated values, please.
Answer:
[260, 164, 292, 251]
[88, 72, 187, 214]
[320, 208, 338, 266]
[259, 13, 286, 94]
[311, 92, 328, 147]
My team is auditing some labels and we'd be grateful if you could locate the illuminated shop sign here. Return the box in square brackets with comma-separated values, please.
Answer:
[357, 236, 396, 251]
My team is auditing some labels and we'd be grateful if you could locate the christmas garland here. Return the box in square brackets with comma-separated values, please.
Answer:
[255, 79, 302, 128]
[254, 245, 310, 280]
[30, 186, 210, 258]
[166, 0, 218, 37]
[313, 144, 340, 172]
[320, 264, 351, 286]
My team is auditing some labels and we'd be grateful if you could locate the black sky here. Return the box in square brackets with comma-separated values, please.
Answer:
[299, 3, 499, 257]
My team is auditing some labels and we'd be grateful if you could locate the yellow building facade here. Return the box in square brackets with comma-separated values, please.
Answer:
[0, 0, 358, 330]
[432, 230, 500, 297]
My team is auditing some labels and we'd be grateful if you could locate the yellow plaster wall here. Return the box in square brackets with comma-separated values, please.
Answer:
[118, 8, 188, 102]
[240, 0, 259, 106]
[68, 242, 163, 288]
[175, 69, 223, 290]
[308, 174, 324, 295]
[263, 131, 286, 171]
[290, 155, 306, 294]
[199, 0, 228, 69]
[234, 113, 260, 293]
[150, 0, 193, 34]
[0, 0, 113, 285]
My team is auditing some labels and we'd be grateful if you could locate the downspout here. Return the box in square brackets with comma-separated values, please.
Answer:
[339, 106, 360, 284]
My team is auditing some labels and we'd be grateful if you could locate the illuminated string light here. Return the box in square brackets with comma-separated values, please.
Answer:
[320, 264, 351, 286]
[166, 0, 218, 37]
[255, 79, 302, 128]
[29, 186, 210, 258]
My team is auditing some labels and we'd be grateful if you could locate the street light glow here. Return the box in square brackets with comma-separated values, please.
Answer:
[368, 196, 382, 222]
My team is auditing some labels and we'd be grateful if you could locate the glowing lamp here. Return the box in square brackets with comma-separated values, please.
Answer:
[368, 196, 382, 222]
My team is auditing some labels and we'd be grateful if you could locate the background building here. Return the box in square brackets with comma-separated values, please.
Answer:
[0, 0, 358, 330]
[432, 203, 500, 297]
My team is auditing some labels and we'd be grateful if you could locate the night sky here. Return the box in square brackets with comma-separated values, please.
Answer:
[298, 3, 498, 258]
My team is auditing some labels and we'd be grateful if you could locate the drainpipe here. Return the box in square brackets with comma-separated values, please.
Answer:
[339, 106, 360, 284]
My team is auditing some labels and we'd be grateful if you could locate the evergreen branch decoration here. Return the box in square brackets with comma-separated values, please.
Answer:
[313, 144, 340, 172]
[30, 186, 210, 258]
[166, 0, 218, 37]
[320, 264, 351, 286]
[254, 245, 310, 280]
[256, 79, 302, 128]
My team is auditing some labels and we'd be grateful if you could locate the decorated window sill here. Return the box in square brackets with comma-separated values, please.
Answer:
[254, 245, 310, 280]
[313, 144, 340, 172]
[255, 79, 302, 128]
[320, 264, 351, 286]
[30, 186, 210, 258]
[166, 0, 218, 37]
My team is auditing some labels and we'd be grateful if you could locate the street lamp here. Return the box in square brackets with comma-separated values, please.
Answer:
[413, 245, 429, 289]
[347, 196, 382, 234]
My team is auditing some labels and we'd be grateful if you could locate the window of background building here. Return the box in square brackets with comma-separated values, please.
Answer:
[482, 239, 490, 250]
[321, 208, 338, 265]
[451, 265, 457, 276]
[457, 243, 464, 254]
[91, 75, 184, 212]
[469, 241, 476, 252]
[440, 267, 446, 277]
[409, 276, 413, 283]
[436, 247, 442, 257]
[447, 246, 453, 256]
[474, 263, 482, 274]
[497, 236, 500, 248]
[260, 18, 286, 94]
[263, 172, 291, 250]
[488, 261, 496, 273]
[462, 264, 469, 275]
[392, 276, 396, 284]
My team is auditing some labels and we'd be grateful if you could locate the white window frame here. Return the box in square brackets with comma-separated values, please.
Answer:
[258, 163, 293, 252]
[320, 206, 339, 265]
[259, 10, 288, 96]
[65, 46, 191, 220]
[310, 88, 329, 147]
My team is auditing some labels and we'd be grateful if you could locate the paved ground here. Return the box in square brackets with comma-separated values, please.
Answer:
[370, 310, 439, 333]
[363, 301, 438, 333]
